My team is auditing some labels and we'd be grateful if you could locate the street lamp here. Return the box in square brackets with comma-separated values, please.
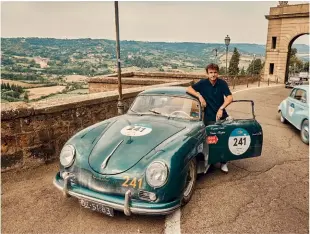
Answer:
[212, 48, 218, 64]
[224, 35, 230, 76]
[114, 1, 124, 115]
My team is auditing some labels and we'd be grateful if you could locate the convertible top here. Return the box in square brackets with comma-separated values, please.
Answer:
[140, 86, 195, 98]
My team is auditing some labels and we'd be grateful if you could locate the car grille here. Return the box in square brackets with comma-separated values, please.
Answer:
[138, 190, 153, 201]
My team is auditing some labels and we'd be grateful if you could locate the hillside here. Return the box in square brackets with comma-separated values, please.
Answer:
[2, 38, 309, 75]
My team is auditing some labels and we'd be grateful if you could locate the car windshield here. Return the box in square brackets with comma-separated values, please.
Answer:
[129, 95, 200, 120]
[289, 77, 300, 81]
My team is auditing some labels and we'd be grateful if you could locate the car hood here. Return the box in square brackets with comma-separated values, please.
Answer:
[88, 115, 186, 175]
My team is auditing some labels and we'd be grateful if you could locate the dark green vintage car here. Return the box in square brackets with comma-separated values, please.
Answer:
[53, 87, 263, 217]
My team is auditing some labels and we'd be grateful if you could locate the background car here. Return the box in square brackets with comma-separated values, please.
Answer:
[53, 87, 263, 217]
[286, 72, 309, 88]
[278, 85, 309, 144]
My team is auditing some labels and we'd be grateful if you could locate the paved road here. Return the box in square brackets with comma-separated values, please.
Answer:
[2, 85, 308, 234]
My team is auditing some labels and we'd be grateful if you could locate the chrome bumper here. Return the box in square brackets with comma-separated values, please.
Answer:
[53, 172, 180, 216]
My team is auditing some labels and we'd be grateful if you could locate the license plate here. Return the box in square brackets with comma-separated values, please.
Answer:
[79, 199, 114, 217]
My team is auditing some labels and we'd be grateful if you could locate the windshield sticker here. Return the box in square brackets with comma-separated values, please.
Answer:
[228, 128, 251, 155]
[288, 103, 295, 117]
[121, 125, 152, 137]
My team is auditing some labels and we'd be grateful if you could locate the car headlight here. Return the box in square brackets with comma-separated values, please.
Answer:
[146, 161, 168, 188]
[60, 145, 75, 168]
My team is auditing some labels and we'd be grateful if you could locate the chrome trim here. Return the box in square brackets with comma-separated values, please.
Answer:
[101, 140, 124, 169]
[63, 173, 75, 197]
[53, 177, 180, 215]
[124, 190, 131, 216]
[146, 161, 169, 188]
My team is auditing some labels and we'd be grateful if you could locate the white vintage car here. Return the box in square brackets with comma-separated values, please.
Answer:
[285, 72, 309, 88]
[278, 85, 309, 144]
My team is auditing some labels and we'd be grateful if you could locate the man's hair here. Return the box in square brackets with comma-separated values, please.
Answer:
[205, 63, 219, 73]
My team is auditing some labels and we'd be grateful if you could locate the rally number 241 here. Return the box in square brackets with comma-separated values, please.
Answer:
[122, 176, 143, 189]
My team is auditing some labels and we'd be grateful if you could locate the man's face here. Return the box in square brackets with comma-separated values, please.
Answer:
[207, 68, 219, 81]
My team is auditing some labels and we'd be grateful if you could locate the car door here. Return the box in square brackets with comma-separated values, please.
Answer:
[290, 89, 308, 129]
[286, 88, 297, 124]
[205, 100, 263, 164]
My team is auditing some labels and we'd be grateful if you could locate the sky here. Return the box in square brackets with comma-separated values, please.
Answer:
[1, 1, 309, 45]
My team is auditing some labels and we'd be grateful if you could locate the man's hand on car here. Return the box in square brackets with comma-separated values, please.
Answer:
[198, 94, 207, 108]
[216, 109, 223, 120]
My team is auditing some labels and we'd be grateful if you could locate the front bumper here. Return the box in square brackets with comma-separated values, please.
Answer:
[53, 172, 180, 216]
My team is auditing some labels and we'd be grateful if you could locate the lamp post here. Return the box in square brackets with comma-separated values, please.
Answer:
[252, 54, 256, 76]
[212, 48, 218, 64]
[224, 35, 230, 76]
[114, 1, 124, 115]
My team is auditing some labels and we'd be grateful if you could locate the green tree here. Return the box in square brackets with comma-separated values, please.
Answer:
[24, 92, 29, 101]
[303, 61, 309, 72]
[247, 58, 263, 75]
[289, 48, 304, 73]
[29, 59, 36, 67]
[228, 48, 240, 75]
[171, 64, 178, 69]
[240, 67, 246, 75]
[219, 67, 226, 75]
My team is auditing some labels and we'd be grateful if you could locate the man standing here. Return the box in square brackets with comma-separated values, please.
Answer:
[186, 63, 233, 173]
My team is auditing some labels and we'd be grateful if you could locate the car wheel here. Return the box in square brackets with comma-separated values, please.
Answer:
[181, 158, 197, 206]
[280, 111, 287, 124]
[300, 119, 309, 145]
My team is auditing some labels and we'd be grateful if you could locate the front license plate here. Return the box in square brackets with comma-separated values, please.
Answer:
[79, 199, 114, 217]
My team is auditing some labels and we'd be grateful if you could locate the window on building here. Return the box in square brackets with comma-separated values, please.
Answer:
[272, 37, 277, 49]
[269, 63, 274, 74]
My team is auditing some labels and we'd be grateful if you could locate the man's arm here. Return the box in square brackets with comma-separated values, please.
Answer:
[216, 80, 233, 120]
[220, 95, 233, 110]
[216, 95, 233, 120]
[186, 86, 200, 98]
[186, 86, 206, 107]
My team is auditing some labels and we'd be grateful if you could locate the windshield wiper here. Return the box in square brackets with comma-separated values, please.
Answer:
[130, 109, 139, 113]
[148, 109, 161, 115]
[129, 109, 144, 116]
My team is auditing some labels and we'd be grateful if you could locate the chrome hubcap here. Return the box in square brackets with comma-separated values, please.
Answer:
[302, 124, 309, 140]
[183, 161, 195, 197]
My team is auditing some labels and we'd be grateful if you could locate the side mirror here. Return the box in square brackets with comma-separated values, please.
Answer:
[124, 103, 129, 112]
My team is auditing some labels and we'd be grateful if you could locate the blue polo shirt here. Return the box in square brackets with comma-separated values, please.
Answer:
[192, 78, 232, 123]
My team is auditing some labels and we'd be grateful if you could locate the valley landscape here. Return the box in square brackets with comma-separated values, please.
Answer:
[1, 37, 309, 102]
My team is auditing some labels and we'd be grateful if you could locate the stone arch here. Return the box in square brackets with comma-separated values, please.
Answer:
[263, 3, 309, 83]
[284, 32, 309, 82]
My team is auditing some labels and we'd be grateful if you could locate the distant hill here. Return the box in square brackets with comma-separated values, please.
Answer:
[1, 38, 309, 76]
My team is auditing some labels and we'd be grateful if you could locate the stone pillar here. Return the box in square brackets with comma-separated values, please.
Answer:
[263, 3, 309, 83]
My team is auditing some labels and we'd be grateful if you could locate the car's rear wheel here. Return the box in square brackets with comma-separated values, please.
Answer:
[301, 119, 309, 145]
[181, 158, 197, 206]
[280, 111, 287, 124]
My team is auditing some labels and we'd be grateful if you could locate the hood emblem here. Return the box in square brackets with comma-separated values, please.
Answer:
[101, 140, 124, 169]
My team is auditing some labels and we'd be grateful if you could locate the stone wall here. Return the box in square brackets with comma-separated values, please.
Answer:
[1, 81, 192, 171]
[88, 77, 176, 93]
[90, 72, 261, 93]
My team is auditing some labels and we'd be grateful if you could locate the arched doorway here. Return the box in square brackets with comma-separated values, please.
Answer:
[263, 2, 309, 83]
[285, 33, 309, 83]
